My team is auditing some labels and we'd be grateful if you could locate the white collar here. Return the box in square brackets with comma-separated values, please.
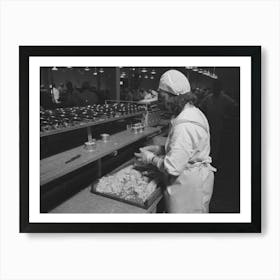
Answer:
[183, 103, 194, 109]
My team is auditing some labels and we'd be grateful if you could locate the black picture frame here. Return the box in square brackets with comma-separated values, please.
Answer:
[20, 46, 261, 233]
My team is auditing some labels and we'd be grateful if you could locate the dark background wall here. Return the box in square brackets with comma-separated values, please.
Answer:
[40, 67, 118, 100]
[41, 67, 240, 104]
[135, 67, 240, 103]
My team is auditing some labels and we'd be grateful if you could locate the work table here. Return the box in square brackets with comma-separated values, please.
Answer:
[40, 127, 160, 186]
[50, 186, 163, 213]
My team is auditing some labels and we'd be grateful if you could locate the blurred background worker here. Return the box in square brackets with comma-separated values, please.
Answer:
[80, 81, 99, 105]
[51, 83, 61, 106]
[40, 84, 53, 109]
[135, 70, 216, 213]
[64, 81, 82, 107]
[57, 82, 66, 104]
[199, 79, 239, 166]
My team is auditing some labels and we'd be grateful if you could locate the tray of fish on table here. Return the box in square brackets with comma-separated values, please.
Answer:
[90, 158, 163, 209]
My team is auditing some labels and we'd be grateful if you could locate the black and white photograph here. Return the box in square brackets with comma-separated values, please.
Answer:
[20, 46, 260, 232]
[3, 0, 280, 279]
[40, 66, 240, 214]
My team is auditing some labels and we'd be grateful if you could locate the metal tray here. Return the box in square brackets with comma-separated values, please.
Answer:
[90, 159, 162, 209]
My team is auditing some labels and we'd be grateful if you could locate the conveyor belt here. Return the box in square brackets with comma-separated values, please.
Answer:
[40, 112, 144, 137]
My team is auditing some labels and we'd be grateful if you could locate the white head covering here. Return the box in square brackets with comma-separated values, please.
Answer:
[158, 70, 191, 96]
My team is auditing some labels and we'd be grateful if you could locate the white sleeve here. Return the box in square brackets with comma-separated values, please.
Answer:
[154, 124, 194, 176]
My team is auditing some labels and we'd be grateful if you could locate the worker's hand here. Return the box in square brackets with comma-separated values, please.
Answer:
[134, 148, 155, 165]
[141, 145, 162, 155]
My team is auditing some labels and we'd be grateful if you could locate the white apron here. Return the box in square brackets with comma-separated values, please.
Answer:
[163, 118, 216, 213]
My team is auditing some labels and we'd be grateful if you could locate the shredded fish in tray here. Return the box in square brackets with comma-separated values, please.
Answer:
[96, 165, 157, 203]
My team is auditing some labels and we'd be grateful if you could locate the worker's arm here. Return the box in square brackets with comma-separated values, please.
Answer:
[141, 145, 165, 156]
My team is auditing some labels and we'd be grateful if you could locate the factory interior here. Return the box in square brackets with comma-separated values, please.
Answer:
[40, 66, 240, 214]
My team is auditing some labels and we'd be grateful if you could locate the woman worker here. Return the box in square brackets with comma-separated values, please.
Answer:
[135, 70, 216, 213]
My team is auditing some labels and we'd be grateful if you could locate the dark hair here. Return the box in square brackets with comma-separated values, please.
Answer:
[167, 91, 197, 116]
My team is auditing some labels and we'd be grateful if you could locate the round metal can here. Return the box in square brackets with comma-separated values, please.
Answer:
[101, 133, 110, 142]
[84, 140, 97, 151]
[132, 127, 138, 134]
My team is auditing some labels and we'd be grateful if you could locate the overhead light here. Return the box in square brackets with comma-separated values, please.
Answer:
[141, 68, 148, 73]
[131, 68, 136, 71]
[151, 69, 156, 74]
[93, 67, 98, 75]
[52, 67, 58, 71]
[66, 66, 72, 69]
[202, 70, 209, 76]
[84, 67, 90, 71]
[139, 74, 142, 78]
[144, 75, 148, 79]
[150, 76, 154, 80]
[99, 68, 104, 73]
